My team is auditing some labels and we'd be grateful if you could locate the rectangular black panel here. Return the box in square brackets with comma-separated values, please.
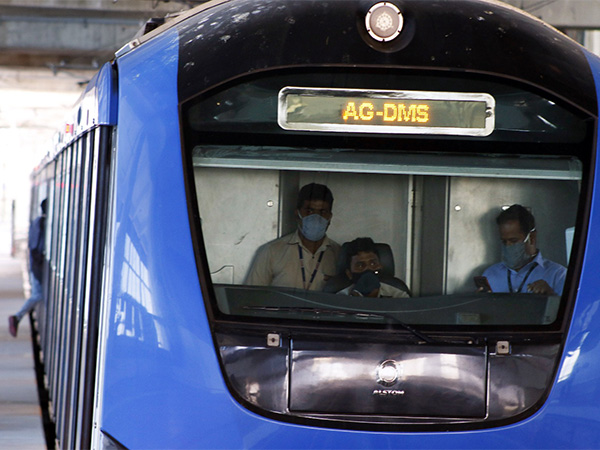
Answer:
[290, 342, 487, 418]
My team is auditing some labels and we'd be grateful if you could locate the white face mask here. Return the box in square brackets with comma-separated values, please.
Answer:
[298, 212, 329, 242]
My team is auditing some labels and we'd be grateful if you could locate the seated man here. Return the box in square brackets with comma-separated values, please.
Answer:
[337, 237, 409, 298]
[481, 204, 566, 295]
[245, 183, 340, 290]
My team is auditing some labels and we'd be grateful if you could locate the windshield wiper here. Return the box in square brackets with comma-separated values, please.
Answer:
[242, 305, 437, 343]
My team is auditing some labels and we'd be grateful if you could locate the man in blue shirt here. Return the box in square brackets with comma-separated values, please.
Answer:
[481, 205, 566, 296]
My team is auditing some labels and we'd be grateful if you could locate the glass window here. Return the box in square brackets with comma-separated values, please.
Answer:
[182, 71, 591, 331]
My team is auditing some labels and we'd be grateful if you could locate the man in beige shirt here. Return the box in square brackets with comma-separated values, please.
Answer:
[246, 183, 340, 291]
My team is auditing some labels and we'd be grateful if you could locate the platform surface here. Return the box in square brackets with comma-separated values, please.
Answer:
[0, 224, 46, 449]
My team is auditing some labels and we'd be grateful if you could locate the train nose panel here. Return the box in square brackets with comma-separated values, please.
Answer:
[289, 342, 487, 418]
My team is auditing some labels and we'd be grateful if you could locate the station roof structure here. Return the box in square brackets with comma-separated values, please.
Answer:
[0, 0, 198, 68]
[0, 0, 598, 69]
[503, 0, 600, 29]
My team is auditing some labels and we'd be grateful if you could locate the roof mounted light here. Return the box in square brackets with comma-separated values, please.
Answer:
[365, 2, 404, 42]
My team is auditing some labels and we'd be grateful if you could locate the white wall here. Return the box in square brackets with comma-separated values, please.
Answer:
[0, 67, 95, 254]
[585, 30, 600, 56]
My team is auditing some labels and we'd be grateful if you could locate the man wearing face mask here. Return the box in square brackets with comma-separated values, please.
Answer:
[245, 183, 340, 290]
[337, 238, 409, 298]
[481, 205, 566, 296]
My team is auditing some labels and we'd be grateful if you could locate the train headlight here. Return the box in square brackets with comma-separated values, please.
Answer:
[365, 2, 404, 42]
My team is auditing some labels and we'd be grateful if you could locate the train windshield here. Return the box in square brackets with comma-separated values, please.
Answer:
[182, 71, 590, 331]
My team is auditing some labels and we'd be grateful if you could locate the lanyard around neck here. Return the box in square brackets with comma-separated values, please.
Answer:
[297, 244, 325, 290]
[507, 262, 538, 293]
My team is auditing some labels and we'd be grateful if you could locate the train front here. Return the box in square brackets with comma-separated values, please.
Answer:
[95, 1, 600, 448]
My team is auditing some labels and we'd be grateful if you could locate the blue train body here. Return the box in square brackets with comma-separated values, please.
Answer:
[30, 1, 600, 448]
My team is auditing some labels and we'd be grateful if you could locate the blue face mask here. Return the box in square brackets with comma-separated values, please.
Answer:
[298, 213, 329, 242]
[502, 231, 533, 270]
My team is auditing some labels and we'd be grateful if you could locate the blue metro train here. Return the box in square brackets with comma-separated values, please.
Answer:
[29, 0, 600, 448]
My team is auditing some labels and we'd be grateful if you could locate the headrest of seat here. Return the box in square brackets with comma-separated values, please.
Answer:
[334, 242, 395, 277]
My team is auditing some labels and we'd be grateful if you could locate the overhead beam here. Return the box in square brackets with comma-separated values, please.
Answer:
[501, 0, 600, 29]
[0, 0, 599, 68]
[0, 1, 189, 68]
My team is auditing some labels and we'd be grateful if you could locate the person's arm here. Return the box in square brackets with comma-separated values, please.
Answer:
[553, 266, 567, 296]
[527, 261, 568, 296]
[526, 279, 556, 295]
[480, 265, 501, 293]
[245, 246, 273, 286]
[383, 284, 410, 298]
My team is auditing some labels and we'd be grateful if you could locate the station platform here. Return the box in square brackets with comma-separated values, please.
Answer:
[0, 229, 46, 449]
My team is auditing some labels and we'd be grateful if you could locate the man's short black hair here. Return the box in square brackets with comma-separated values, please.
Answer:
[345, 237, 379, 270]
[296, 183, 334, 210]
[40, 199, 47, 214]
[496, 204, 535, 235]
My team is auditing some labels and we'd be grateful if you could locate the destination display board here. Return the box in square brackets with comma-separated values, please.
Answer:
[278, 87, 495, 136]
